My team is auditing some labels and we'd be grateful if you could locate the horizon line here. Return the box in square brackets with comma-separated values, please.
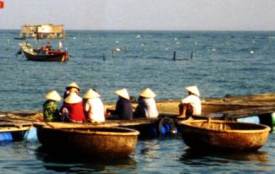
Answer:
[1, 28, 275, 32]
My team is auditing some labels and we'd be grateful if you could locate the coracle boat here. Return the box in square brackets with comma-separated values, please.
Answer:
[0, 122, 32, 141]
[17, 24, 69, 62]
[177, 119, 270, 151]
[35, 123, 139, 159]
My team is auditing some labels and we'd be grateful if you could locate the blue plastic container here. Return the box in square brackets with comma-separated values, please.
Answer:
[0, 132, 13, 141]
[237, 116, 260, 124]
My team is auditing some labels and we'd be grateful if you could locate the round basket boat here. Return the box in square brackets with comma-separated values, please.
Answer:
[177, 119, 270, 151]
[36, 125, 139, 159]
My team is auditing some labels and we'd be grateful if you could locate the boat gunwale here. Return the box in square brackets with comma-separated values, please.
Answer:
[0, 126, 31, 133]
[38, 126, 140, 136]
[178, 120, 271, 134]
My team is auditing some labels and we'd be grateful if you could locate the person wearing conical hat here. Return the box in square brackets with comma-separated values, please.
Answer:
[134, 88, 159, 119]
[83, 89, 105, 123]
[60, 92, 85, 123]
[43, 90, 62, 122]
[179, 85, 201, 119]
[63, 82, 80, 99]
[109, 88, 133, 120]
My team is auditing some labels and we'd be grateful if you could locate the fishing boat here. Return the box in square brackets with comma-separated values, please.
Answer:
[177, 119, 270, 151]
[17, 24, 69, 62]
[0, 122, 32, 141]
[35, 123, 139, 159]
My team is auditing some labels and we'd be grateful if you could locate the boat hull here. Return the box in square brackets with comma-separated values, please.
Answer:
[36, 126, 139, 159]
[22, 49, 69, 62]
[178, 120, 270, 151]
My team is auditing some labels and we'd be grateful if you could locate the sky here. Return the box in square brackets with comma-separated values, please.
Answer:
[0, 0, 275, 31]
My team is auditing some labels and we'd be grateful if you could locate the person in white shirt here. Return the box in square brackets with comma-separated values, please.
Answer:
[179, 86, 201, 119]
[83, 89, 105, 123]
[134, 88, 159, 119]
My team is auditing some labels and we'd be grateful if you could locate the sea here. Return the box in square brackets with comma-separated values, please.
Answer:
[0, 30, 275, 173]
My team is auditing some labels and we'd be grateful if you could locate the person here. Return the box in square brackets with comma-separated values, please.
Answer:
[61, 92, 85, 123]
[109, 88, 133, 120]
[43, 90, 62, 122]
[63, 82, 80, 98]
[58, 40, 63, 49]
[178, 85, 202, 119]
[83, 89, 105, 123]
[134, 88, 159, 119]
[41, 41, 52, 54]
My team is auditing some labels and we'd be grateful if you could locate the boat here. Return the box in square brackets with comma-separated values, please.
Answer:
[35, 123, 139, 159]
[177, 119, 270, 151]
[33, 115, 175, 139]
[0, 122, 32, 141]
[17, 24, 69, 62]
[102, 92, 275, 118]
[19, 42, 68, 62]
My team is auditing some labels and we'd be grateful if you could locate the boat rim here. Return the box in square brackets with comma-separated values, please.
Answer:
[38, 126, 140, 136]
[178, 119, 271, 133]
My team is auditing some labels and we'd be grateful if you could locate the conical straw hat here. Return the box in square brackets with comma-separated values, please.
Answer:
[185, 86, 200, 96]
[45, 90, 61, 102]
[64, 92, 82, 104]
[66, 82, 80, 90]
[115, 88, 130, 100]
[83, 89, 100, 99]
[139, 88, 156, 98]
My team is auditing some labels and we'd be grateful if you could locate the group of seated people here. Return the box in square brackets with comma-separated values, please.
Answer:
[38, 41, 63, 55]
[43, 82, 202, 123]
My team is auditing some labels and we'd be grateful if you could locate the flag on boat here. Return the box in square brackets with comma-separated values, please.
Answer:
[0, 0, 4, 9]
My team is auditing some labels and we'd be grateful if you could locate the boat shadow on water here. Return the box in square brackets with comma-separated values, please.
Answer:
[180, 148, 269, 165]
[35, 146, 137, 173]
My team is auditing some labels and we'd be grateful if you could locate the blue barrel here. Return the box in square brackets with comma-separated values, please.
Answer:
[0, 132, 13, 141]
[159, 123, 172, 136]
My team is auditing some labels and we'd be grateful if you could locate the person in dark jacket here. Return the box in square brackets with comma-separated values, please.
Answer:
[109, 88, 133, 120]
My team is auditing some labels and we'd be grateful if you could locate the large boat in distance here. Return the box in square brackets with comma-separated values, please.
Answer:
[17, 24, 69, 62]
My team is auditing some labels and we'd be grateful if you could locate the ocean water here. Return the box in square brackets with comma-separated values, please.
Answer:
[0, 30, 275, 173]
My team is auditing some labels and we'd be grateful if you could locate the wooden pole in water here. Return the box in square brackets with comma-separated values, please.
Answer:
[173, 51, 176, 61]
[103, 53, 106, 61]
[190, 51, 193, 59]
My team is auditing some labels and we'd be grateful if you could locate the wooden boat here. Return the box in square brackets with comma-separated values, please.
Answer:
[103, 92, 275, 118]
[33, 116, 167, 139]
[0, 122, 32, 141]
[35, 124, 139, 159]
[3, 92, 275, 122]
[18, 24, 69, 62]
[177, 119, 270, 151]
[19, 42, 68, 62]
